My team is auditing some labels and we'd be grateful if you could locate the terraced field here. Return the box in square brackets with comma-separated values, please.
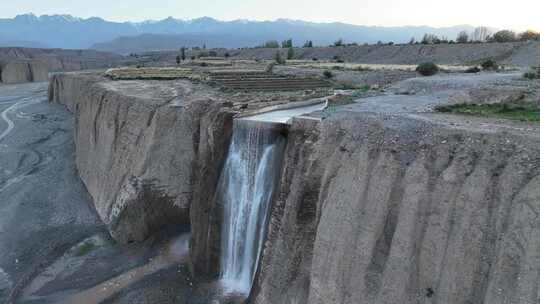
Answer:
[105, 67, 206, 81]
[209, 70, 332, 91]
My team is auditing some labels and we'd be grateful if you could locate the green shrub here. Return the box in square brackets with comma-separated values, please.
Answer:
[275, 51, 286, 64]
[465, 66, 481, 73]
[263, 40, 280, 48]
[323, 70, 334, 78]
[287, 47, 295, 60]
[355, 65, 372, 72]
[524, 72, 538, 79]
[481, 59, 498, 71]
[493, 30, 517, 43]
[416, 62, 439, 76]
[524, 67, 540, 79]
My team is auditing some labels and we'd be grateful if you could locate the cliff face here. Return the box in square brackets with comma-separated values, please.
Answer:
[0, 47, 126, 84]
[48, 73, 234, 245]
[0, 60, 48, 83]
[0, 47, 125, 72]
[253, 112, 540, 304]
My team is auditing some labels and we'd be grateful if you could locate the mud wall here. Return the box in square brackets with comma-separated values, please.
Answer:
[48, 74, 234, 248]
[253, 112, 540, 304]
[0, 60, 48, 84]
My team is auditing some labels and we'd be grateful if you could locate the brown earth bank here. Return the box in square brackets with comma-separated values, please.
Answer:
[48, 72, 235, 250]
[147, 41, 540, 67]
[48, 70, 540, 304]
[0, 47, 126, 84]
[252, 111, 540, 304]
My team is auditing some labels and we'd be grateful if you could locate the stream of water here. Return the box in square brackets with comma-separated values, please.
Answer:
[217, 101, 327, 296]
[216, 119, 286, 295]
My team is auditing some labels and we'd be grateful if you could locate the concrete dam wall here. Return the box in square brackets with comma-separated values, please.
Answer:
[49, 73, 540, 303]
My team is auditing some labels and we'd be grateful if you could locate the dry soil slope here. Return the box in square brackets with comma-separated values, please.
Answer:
[253, 112, 540, 304]
[230, 42, 540, 66]
[48, 73, 235, 246]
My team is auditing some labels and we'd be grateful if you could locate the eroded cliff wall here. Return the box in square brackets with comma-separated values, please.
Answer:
[48, 74, 234, 245]
[253, 112, 540, 304]
[0, 60, 48, 84]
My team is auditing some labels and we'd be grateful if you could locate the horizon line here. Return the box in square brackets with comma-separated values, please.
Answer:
[1, 12, 487, 30]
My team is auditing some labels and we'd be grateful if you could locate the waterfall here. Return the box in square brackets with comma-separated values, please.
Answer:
[216, 101, 327, 296]
[216, 119, 286, 295]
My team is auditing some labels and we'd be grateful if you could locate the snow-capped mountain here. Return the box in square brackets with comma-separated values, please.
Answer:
[0, 13, 475, 52]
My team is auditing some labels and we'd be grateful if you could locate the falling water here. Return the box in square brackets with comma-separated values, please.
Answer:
[216, 119, 286, 295]
[217, 101, 327, 296]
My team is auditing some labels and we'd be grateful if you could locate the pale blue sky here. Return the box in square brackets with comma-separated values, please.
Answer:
[1, 0, 538, 31]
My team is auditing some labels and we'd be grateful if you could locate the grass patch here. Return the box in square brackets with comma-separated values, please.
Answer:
[435, 103, 540, 122]
[72, 241, 97, 257]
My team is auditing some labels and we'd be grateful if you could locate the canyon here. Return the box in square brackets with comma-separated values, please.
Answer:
[41, 63, 540, 304]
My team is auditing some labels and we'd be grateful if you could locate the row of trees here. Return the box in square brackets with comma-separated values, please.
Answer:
[262, 28, 540, 49]
[261, 38, 314, 48]
[421, 28, 540, 45]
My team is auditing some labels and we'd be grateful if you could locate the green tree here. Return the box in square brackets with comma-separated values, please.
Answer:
[493, 30, 517, 43]
[176, 55, 181, 66]
[421, 33, 440, 44]
[334, 38, 344, 47]
[281, 39, 293, 48]
[275, 51, 285, 64]
[263, 40, 280, 48]
[456, 31, 469, 43]
[303, 40, 313, 47]
[287, 47, 295, 59]
[520, 30, 540, 41]
[180, 47, 186, 61]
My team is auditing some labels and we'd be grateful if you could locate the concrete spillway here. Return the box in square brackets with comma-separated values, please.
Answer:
[217, 102, 327, 295]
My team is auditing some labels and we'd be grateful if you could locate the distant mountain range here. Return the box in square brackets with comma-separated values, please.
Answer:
[0, 14, 477, 53]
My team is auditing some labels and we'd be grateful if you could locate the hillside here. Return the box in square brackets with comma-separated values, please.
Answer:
[141, 41, 540, 67]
